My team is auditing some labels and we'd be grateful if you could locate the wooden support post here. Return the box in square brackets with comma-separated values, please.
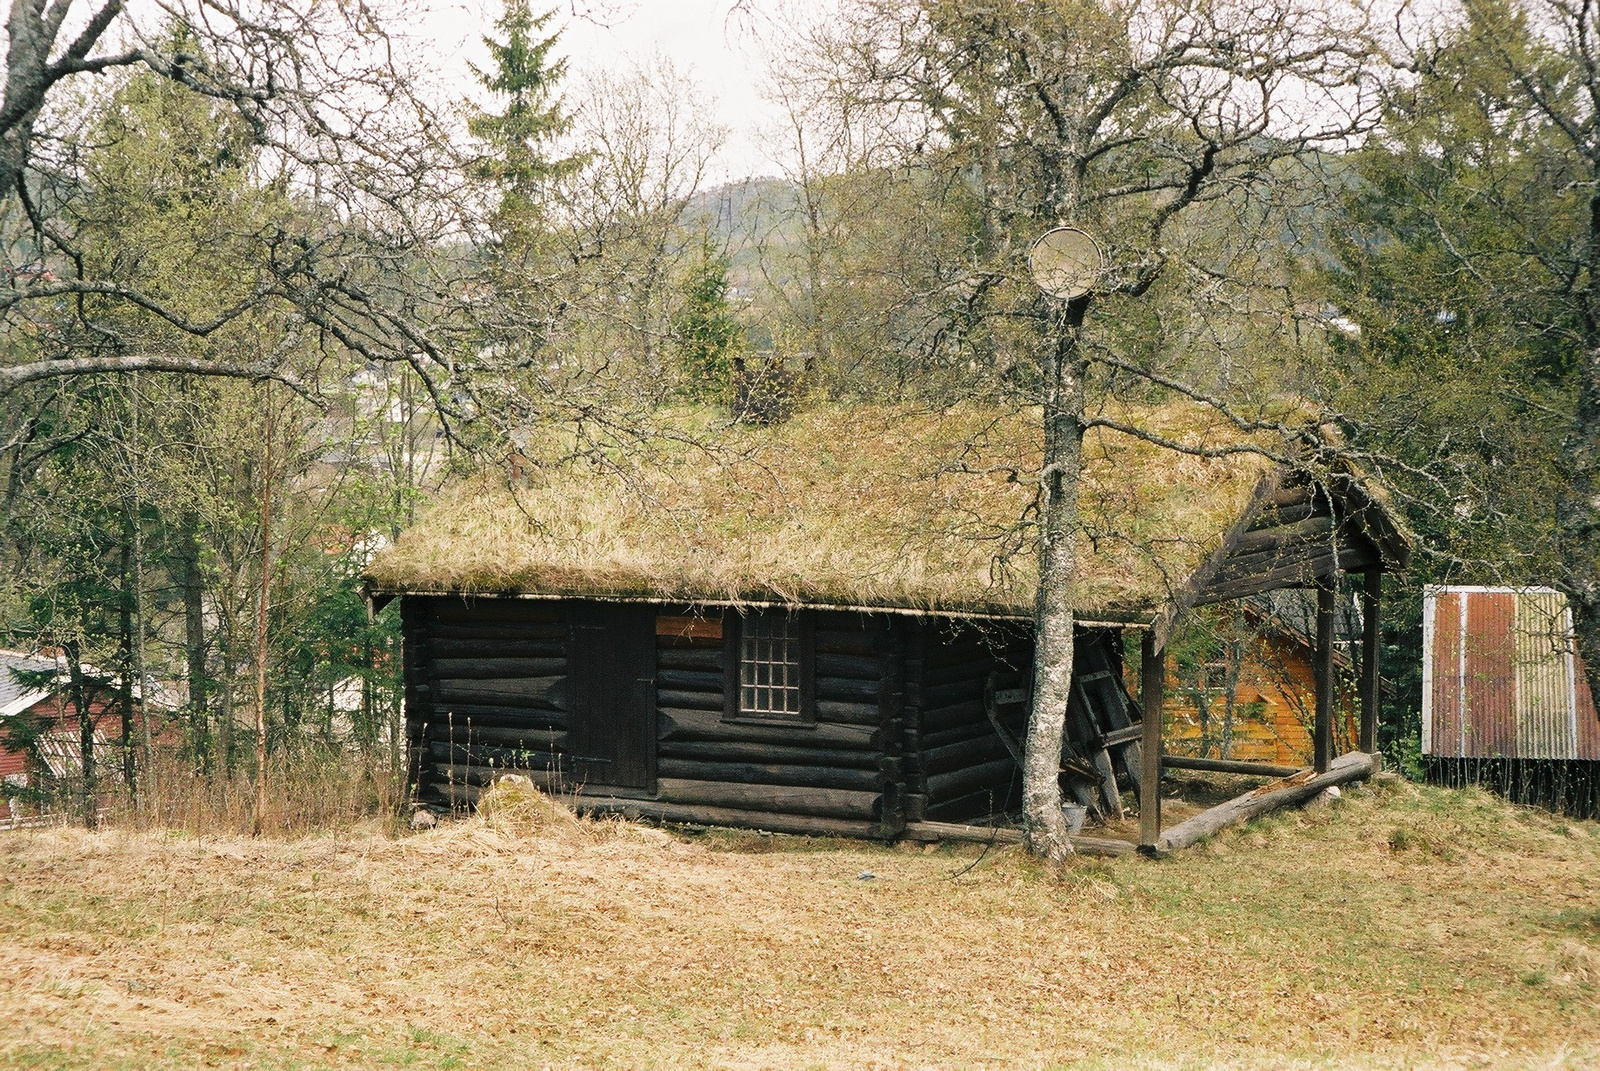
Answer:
[1360, 569, 1381, 755]
[1139, 631, 1164, 851]
[1314, 580, 1335, 774]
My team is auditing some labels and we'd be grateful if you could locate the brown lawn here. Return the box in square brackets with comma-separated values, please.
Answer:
[1, 776, 1597, 1071]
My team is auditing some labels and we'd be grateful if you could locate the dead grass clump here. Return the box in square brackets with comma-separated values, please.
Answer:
[473, 775, 581, 836]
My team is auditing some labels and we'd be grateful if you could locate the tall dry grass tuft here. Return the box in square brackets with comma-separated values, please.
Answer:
[98, 745, 408, 837]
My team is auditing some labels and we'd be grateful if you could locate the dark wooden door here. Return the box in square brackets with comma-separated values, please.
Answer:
[568, 603, 657, 791]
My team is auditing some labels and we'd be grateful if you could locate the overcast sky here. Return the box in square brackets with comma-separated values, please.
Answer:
[410, 0, 824, 183]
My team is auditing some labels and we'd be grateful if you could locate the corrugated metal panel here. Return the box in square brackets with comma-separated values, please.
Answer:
[1576, 653, 1600, 759]
[1424, 586, 1600, 760]
[1512, 591, 1577, 759]
[1465, 591, 1516, 757]
[1424, 589, 1462, 757]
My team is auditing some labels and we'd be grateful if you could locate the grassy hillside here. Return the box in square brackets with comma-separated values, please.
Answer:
[1, 777, 1597, 1070]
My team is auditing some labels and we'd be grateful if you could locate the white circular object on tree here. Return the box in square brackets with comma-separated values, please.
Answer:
[1028, 226, 1105, 299]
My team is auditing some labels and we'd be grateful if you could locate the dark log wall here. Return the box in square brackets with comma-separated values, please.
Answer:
[403, 597, 904, 836]
[652, 608, 898, 837]
[904, 621, 1031, 823]
[403, 596, 571, 810]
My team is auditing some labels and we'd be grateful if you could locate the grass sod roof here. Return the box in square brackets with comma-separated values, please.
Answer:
[365, 403, 1298, 620]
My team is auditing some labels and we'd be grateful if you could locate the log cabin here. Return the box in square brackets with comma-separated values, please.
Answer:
[365, 404, 1410, 849]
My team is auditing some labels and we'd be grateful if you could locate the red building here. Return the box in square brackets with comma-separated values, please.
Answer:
[0, 650, 126, 824]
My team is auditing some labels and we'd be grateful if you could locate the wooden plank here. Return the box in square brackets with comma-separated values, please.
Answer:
[1139, 633, 1164, 851]
[1161, 755, 1301, 778]
[1156, 751, 1378, 853]
[1098, 724, 1144, 748]
[1360, 568, 1382, 755]
[1315, 582, 1335, 774]
[656, 614, 723, 641]
[656, 777, 880, 820]
[658, 707, 878, 750]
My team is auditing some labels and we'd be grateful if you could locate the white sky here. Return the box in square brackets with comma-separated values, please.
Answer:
[405, 0, 825, 183]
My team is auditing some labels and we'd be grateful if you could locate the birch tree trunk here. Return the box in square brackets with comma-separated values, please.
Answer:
[1024, 298, 1090, 860]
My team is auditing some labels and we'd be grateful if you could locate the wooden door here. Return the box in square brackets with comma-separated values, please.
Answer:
[568, 603, 657, 791]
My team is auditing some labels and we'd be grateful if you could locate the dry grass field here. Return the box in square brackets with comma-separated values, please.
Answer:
[2, 776, 1598, 1071]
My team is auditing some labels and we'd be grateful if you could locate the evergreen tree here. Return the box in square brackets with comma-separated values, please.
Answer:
[468, 0, 579, 231]
[671, 242, 744, 402]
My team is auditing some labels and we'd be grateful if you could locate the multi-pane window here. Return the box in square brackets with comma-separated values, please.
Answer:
[739, 613, 804, 719]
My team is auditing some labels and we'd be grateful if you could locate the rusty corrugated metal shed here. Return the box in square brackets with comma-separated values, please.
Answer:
[1423, 586, 1600, 759]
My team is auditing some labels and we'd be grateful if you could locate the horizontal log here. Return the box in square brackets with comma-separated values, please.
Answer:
[1248, 501, 1321, 528]
[1262, 482, 1318, 510]
[812, 630, 880, 656]
[926, 757, 1016, 802]
[435, 676, 568, 708]
[424, 637, 566, 659]
[920, 699, 987, 735]
[656, 778, 880, 820]
[917, 717, 1012, 752]
[816, 677, 880, 704]
[656, 689, 724, 712]
[815, 652, 883, 681]
[924, 786, 1010, 823]
[431, 657, 566, 679]
[1161, 755, 1302, 778]
[658, 668, 723, 693]
[576, 796, 884, 840]
[657, 759, 884, 792]
[921, 655, 1001, 689]
[922, 678, 985, 710]
[425, 598, 563, 625]
[430, 762, 565, 790]
[429, 741, 564, 769]
[1155, 751, 1378, 853]
[921, 734, 1012, 777]
[900, 822, 1136, 858]
[425, 725, 566, 750]
[657, 647, 723, 672]
[1228, 515, 1334, 558]
[659, 739, 882, 769]
[420, 705, 566, 729]
[814, 698, 881, 726]
[658, 707, 878, 750]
